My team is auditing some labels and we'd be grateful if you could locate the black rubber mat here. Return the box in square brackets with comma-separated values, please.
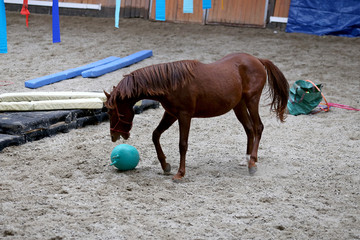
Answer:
[0, 108, 108, 151]
[0, 100, 159, 151]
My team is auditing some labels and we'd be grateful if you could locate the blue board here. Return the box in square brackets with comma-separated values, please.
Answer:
[25, 72, 67, 89]
[81, 50, 153, 78]
[155, 0, 166, 21]
[0, 0, 7, 54]
[25, 56, 120, 89]
[203, 0, 211, 9]
[183, 0, 193, 13]
[286, 0, 360, 37]
[64, 56, 120, 78]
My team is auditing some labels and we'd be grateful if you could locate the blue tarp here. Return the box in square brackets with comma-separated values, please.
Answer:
[286, 0, 360, 37]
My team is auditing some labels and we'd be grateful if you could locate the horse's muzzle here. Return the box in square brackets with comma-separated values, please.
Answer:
[111, 132, 130, 142]
[111, 134, 119, 142]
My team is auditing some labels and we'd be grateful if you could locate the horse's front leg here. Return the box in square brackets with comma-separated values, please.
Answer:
[173, 114, 192, 181]
[152, 111, 177, 174]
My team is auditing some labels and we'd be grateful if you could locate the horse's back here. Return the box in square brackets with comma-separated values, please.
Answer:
[179, 53, 262, 117]
[214, 53, 267, 93]
[195, 53, 266, 89]
[216, 53, 264, 70]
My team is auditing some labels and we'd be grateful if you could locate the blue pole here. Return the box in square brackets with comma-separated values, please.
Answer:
[52, 0, 61, 43]
[115, 0, 121, 28]
[0, 0, 7, 53]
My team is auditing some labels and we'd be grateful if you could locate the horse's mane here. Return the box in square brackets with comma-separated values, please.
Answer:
[107, 60, 199, 106]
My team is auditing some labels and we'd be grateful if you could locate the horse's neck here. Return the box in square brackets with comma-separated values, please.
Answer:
[119, 93, 162, 108]
[134, 94, 161, 103]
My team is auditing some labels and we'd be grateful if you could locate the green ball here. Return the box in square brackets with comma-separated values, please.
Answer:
[110, 144, 139, 171]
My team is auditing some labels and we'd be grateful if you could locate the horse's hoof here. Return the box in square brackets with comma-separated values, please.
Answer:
[163, 163, 171, 174]
[248, 166, 257, 176]
[172, 175, 184, 183]
[172, 178, 183, 183]
[172, 172, 185, 182]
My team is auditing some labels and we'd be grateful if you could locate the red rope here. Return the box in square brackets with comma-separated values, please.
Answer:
[305, 79, 330, 113]
[0, 81, 14, 86]
[305, 79, 360, 113]
[328, 102, 360, 111]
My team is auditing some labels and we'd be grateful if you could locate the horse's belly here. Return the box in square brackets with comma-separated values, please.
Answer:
[191, 79, 242, 117]
[193, 94, 240, 117]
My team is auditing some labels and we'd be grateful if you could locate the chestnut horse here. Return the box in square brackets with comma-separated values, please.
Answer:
[104, 53, 289, 180]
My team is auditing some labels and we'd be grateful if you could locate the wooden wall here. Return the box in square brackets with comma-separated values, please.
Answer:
[273, 0, 290, 17]
[6, 0, 290, 26]
[120, 0, 150, 18]
[6, 0, 151, 18]
[206, 0, 267, 27]
[149, 0, 204, 24]
[149, 0, 269, 27]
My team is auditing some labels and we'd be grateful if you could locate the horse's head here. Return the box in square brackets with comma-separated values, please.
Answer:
[104, 91, 135, 142]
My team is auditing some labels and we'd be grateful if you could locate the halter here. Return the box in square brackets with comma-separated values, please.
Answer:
[110, 104, 133, 134]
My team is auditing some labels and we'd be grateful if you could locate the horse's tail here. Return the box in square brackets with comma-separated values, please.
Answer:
[258, 58, 289, 122]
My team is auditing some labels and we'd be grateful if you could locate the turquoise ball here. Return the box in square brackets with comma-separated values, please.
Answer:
[110, 144, 140, 171]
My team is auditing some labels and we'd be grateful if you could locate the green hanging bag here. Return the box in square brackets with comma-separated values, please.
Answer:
[287, 80, 323, 115]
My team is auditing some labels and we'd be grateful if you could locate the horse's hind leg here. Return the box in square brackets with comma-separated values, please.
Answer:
[152, 111, 177, 174]
[244, 94, 264, 175]
[233, 100, 255, 166]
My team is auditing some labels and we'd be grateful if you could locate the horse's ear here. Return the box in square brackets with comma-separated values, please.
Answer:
[104, 90, 110, 99]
